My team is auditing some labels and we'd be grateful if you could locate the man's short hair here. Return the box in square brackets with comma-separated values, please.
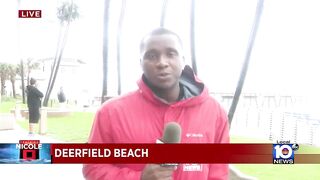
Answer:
[30, 78, 36, 85]
[139, 27, 183, 53]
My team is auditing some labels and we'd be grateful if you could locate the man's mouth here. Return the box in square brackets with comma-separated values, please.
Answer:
[157, 73, 170, 79]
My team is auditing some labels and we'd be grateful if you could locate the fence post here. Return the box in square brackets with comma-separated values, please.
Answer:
[14, 103, 22, 120]
[39, 108, 47, 134]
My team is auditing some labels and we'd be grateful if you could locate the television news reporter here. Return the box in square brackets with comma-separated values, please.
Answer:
[83, 28, 230, 180]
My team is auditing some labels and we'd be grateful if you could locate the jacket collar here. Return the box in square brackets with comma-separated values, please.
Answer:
[137, 65, 208, 107]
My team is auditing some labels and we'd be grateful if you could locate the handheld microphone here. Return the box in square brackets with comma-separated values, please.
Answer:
[159, 122, 181, 167]
[162, 122, 181, 143]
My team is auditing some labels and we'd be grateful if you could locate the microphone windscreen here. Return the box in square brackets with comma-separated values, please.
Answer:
[162, 122, 181, 144]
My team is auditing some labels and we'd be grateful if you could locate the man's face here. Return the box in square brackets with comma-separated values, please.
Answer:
[141, 34, 184, 90]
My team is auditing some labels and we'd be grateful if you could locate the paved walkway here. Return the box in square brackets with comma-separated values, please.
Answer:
[0, 123, 85, 180]
[0, 124, 62, 143]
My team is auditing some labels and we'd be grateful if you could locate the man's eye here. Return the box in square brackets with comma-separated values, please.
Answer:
[145, 53, 157, 60]
[167, 51, 177, 57]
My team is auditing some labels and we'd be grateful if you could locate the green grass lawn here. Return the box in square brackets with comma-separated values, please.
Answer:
[0, 97, 24, 113]
[234, 164, 320, 180]
[231, 136, 320, 180]
[1, 96, 94, 142]
[16, 112, 95, 142]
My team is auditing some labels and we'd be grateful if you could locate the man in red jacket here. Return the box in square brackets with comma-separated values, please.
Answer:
[83, 28, 229, 180]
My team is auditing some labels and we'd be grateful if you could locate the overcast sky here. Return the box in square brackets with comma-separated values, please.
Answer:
[1, 0, 320, 99]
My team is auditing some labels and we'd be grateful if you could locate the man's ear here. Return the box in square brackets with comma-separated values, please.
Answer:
[140, 58, 143, 68]
[181, 56, 186, 66]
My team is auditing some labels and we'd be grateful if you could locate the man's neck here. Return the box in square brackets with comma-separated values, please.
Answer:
[153, 84, 180, 103]
[142, 75, 182, 104]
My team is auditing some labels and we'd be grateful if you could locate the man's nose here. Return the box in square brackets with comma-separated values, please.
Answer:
[156, 55, 169, 67]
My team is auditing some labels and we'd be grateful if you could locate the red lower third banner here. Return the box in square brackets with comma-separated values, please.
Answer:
[50, 144, 320, 164]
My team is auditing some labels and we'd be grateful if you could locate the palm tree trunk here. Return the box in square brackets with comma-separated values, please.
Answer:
[17, 1, 25, 103]
[44, 1, 78, 106]
[43, 22, 71, 106]
[27, 68, 30, 86]
[101, 0, 111, 104]
[116, 0, 126, 95]
[190, 0, 197, 75]
[43, 25, 64, 106]
[20, 60, 26, 103]
[10, 79, 16, 98]
[0, 77, 5, 96]
[160, 0, 168, 27]
[228, 0, 264, 125]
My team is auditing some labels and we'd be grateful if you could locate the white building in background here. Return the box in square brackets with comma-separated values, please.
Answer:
[36, 58, 93, 107]
[7, 58, 94, 107]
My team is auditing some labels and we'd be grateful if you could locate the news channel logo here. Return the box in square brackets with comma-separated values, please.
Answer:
[0, 140, 51, 164]
[273, 143, 299, 164]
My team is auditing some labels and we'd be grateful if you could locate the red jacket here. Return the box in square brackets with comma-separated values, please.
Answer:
[83, 70, 229, 180]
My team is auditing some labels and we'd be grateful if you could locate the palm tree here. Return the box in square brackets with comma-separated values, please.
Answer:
[228, 0, 264, 124]
[0, 63, 9, 96]
[101, 0, 111, 104]
[16, 59, 40, 102]
[190, 0, 197, 75]
[18, 60, 26, 103]
[17, 0, 25, 102]
[7, 64, 18, 98]
[116, 0, 126, 95]
[43, 1, 79, 106]
[26, 58, 40, 85]
[160, 0, 169, 27]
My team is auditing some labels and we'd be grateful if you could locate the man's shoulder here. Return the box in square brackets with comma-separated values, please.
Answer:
[101, 90, 142, 108]
[201, 94, 225, 109]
